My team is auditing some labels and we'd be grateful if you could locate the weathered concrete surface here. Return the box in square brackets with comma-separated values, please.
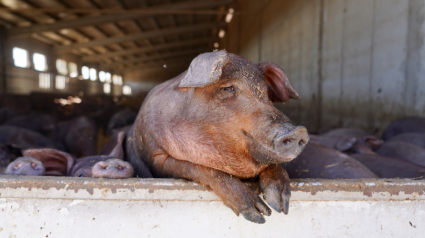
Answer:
[223, 0, 425, 134]
[0, 177, 424, 237]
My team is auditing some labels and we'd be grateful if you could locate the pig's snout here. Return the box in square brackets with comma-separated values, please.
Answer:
[92, 159, 134, 179]
[274, 125, 309, 161]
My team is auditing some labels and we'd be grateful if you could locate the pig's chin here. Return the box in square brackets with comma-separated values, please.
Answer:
[243, 131, 302, 165]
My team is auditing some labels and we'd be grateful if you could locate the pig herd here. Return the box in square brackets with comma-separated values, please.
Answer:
[1, 50, 425, 224]
[0, 107, 137, 178]
[287, 119, 425, 180]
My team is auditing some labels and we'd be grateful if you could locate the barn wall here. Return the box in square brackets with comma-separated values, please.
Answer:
[223, 0, 425, 133]
[2, 38, 126, 96]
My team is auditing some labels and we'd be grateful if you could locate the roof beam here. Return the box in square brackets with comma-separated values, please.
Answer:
[110, 47, 210, 67]
[55, 22, 224, 52]
[82, 37, 217, 62]
[7, 0, 232, 39]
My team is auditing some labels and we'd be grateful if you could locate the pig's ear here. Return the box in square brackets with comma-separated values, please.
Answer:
[108, 131, 125, 160]
[259, 62, 300, 102]
[23, 148, 75, 176]
[179, 50, 230, 88]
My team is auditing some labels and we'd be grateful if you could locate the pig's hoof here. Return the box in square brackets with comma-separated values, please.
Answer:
[262, 183, 291, 214]
[259, 165, 291, 214]
[241, 207, 266, 224]
[230, 185, 271, 223]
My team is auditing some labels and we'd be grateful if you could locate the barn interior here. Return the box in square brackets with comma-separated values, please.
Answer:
[1, 1, 425, 235]
[1, 0, 424, 135]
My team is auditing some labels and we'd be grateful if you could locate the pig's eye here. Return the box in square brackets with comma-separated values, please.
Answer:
[221, 86, 235, 92]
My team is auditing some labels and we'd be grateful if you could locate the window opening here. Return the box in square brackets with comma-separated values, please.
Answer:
[56, 59, 68, 75]
[13, 47, 28, 68]
[33, 53, 46, 71]
[39, 73, 50, 89]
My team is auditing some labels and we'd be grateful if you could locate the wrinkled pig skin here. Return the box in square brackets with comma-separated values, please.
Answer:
[107, 108, 137, 135]
[388, 133, 425, 149]
[382, 117, 425, 140]
[0, 156, 45, 176]
[284, 143, 378, 179]
[52, 116, 97, 157]
[127, 50, 309, 223]
[71, 132, 134, 178]
[376, 141, 425, 167]
[0, 126, 59, 150]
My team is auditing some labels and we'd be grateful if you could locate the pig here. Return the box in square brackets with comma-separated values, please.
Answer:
[387, 133, 425, 149]
[52, 116, 97, 157]
[382, 117, 425, 140]
[3, 113, 56, 136]
[107, 108, 137, 135]
[320, 127, 370, 138]
[308, 134, 358, 152]
[23, 148, 75, 176]
[349, 139, 425, 178]
[0, 156, 45, 176]
[126, 50, 309, 223]
[284, 143, 377, 179]
[376, 141, 425, 167]
[70, 131, 134, 178]
[0, 126, 59, 149]
[25, 131, 134, 178]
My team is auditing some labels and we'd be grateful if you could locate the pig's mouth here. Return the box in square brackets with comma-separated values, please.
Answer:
[242, 130, 305, 165]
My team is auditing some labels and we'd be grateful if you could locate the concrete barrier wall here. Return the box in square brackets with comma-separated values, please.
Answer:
[0, 177, 424, 238]
[223, 0, 425, 133]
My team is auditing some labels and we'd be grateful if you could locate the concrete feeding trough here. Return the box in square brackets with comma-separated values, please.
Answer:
[0, 176, 424, 237]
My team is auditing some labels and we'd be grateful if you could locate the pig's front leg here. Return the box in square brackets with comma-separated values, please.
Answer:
[259, 164, 291, 214]
[155, 156, 272, 224]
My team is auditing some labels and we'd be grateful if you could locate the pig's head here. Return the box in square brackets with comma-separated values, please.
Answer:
[3, 156, 45, 176]
[178, 50, 309, 168]
[23, 148, 75, 176]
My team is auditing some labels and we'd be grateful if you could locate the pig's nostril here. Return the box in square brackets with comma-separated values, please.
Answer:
[282, 138, 292, 145]
[117, 166, 124, 170]
[299, 139, 306, 146]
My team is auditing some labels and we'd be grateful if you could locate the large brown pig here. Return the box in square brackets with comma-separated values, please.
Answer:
[126, 50, 309, 223]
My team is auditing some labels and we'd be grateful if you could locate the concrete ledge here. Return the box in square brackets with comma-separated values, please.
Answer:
[0, 177, 424, 237]
[1, 176, 424, 201]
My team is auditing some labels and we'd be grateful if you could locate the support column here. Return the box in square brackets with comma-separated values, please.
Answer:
[0, 25, 6, 94]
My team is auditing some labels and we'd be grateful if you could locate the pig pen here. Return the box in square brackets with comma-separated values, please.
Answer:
[0, 176, 424, 238]
[2, 0, 425, 237]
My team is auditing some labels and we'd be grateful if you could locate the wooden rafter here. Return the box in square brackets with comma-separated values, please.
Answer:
[82, 36, 217, 62]
[55, 22, 225, 52]
[7, 0, 232, 39]
[109, 47, 210, 66]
